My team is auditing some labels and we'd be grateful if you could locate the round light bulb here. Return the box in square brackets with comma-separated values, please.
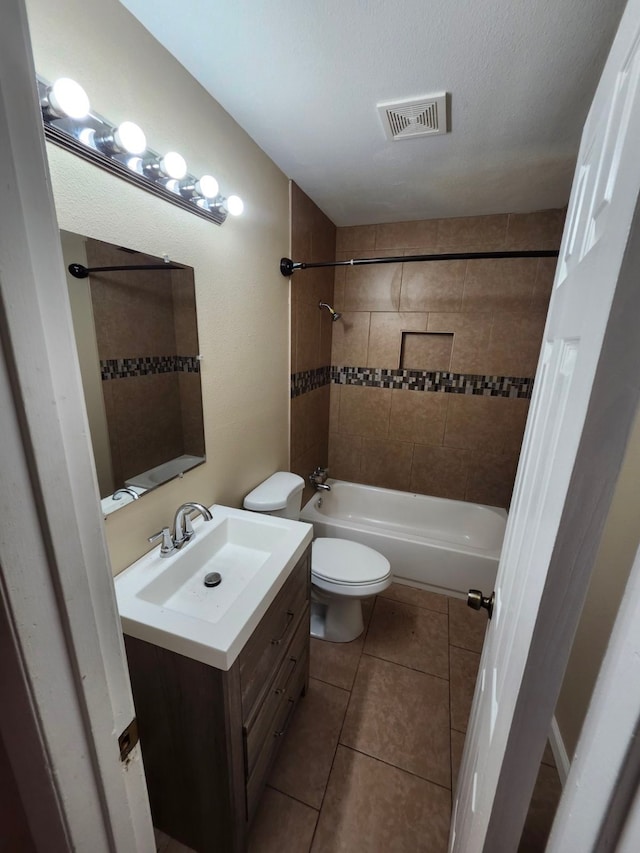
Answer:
[79, 127, 96, 147]
[160, 152, 187, 180]
[226, 195, 244, 216]
[196, 175, 219, 199]
[114, 121, 147, 155]
[48, 78, 90, 120]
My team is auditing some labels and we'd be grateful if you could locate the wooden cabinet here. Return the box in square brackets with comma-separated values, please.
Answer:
[124, 547, 311, 853]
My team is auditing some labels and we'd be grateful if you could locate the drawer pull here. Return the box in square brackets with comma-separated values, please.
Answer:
[274, 656, 298, 695]
[274, 698, 296, 737]
[271, 610, 295, 645]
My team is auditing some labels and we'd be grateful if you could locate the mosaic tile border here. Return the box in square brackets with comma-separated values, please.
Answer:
[101, 354, 200, 380]
[331, 366, 534, 398]
[291, 365, 331, 398]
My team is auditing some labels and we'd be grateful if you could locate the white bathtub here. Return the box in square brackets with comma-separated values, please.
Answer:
[300, 479, 506, 598]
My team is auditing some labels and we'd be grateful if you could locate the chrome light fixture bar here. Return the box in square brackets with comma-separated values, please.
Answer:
[38, 77, 244, 226]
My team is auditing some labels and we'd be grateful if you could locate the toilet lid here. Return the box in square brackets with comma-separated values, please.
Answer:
[312, 538, 391, 585]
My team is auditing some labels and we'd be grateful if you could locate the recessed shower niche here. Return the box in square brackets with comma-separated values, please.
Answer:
[61, 231, 205, 514]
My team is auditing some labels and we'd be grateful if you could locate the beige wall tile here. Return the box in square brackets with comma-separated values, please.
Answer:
[291, 385, 331, 461]
[329, 433, 362, 482]
[359, 438, 414, 491]
[461, 258, 538, 314]
[465, 451, 519, 509]
[506, 209, 565, 250]
[367, 312, 427, 369]
[290, 182, 314, 260]
[290, 290, 298, 373]
[333, 267, 345, 311]
[531, 256, 557, 313]
[400, 259, 466, 313]
[410, 445, 469, 500]
[338, 384, 392, 438]
[331, 311, 370, 366]
[329, 384, 340, 433]
[343, 256, 402, 312]
[295, 298, 322, 372]
[319, 306, 334, 366]
[444, 395, 529, 454]
[488, 312, 546, 376]
[428, 313, 492, 374]
[436, 214, 508, 251]
[401, 332, 453, 371]
[336, 225, 376, 253]
[375, 220, 439, 251]
[389, 390, 448, 445]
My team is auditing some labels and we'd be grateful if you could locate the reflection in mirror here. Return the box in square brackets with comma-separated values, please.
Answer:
[61, 231, 205, 515]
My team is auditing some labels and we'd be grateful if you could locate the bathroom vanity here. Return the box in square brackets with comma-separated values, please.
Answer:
[115, 506, 313, 853]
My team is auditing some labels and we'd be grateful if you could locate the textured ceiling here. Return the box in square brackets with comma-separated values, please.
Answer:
[119, 0, 627, 226]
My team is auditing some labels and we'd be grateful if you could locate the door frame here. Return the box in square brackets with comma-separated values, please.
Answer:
[0, 1, 153, 850]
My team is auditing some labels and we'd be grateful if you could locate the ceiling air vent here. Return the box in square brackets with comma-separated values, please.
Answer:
[377, 93, 448, 141]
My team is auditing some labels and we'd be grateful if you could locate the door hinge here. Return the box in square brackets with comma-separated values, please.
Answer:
[118, 718, 139, 762]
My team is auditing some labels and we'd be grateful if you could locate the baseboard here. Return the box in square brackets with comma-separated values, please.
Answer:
[549, 715, 571, 785]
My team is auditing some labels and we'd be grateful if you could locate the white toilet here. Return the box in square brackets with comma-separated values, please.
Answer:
[243, 472, 392, 643]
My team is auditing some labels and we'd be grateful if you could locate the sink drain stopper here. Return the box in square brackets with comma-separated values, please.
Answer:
[204, 572, 222, 588]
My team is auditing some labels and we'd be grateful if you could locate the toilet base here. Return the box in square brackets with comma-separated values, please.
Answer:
[310, 594, 364, 643]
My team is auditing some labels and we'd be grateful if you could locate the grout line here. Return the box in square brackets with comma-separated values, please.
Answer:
[378, 589, 450, 615]
[265, 783, 320, 816]
[359, 651, 450, 684]
[449, 640, 483, 655]
[339, 744, 452, 793]
[308, 594, 375, 849]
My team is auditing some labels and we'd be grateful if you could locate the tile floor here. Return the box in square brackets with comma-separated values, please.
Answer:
[155, 583, 562, 853]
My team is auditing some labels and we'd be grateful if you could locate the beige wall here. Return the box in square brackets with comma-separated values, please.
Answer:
[556, 407, 640, 758]
[329, 210, 564, 507]
[290, 183, 336, 506]
[27, 0, 290, 573]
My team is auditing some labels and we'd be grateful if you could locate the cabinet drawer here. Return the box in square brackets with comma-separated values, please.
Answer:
[245, 651, 307, 822]
[244, 605, 309, 778]
[239, 549, 310, 719]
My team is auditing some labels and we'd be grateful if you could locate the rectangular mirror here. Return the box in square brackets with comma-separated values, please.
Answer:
[61, 231, 205, 515]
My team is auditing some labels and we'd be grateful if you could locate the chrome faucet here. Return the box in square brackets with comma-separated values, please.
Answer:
[148, 501, 213, 557]
[309, 467, 331, 492]
[173, 502, 213, 547]
[112, 487, 140, 501]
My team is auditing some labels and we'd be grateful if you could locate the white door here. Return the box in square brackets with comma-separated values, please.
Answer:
[451, 2, 640, 850]
[0, 1, 154, 850]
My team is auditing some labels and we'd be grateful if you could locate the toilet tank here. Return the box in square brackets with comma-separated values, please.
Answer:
[243, 472, 305, 519]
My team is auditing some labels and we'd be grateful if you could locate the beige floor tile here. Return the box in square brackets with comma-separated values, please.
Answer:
[517, 763, 563, 853]
[450, 730, 466, 794]
[311, 746, 450, 853]
[154, 828, 171, 852]
[341, 655, 450, 787]
[379, 582, 448, 613]
[541, 739, 556, 768]
[450, 646, 481, 733]
[309, 599, 373, 691]
[249, 787, 318, 853]
[310, 636, 364, 692]
[165, 839, 196, 853]
[269, 678, 350, 809]
[448, 596, 487, 654]
[364, 597, 449, 680]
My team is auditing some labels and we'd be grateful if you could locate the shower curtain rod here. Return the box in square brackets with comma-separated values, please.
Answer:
[280, 249, 559, 277]
[68, 262, 182, 279]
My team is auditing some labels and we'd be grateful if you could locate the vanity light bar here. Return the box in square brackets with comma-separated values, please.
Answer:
[37, 76, 244, 225]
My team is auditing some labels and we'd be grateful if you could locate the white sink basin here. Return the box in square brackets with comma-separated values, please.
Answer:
[115, 505, 313, 670]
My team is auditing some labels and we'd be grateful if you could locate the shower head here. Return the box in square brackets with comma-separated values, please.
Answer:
[318, 301, 341, 322]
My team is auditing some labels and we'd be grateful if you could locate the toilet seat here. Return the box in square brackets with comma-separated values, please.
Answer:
[311, 538, 391, 597]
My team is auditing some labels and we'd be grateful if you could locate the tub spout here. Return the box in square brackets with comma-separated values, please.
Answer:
[309, 467, 331, 491]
